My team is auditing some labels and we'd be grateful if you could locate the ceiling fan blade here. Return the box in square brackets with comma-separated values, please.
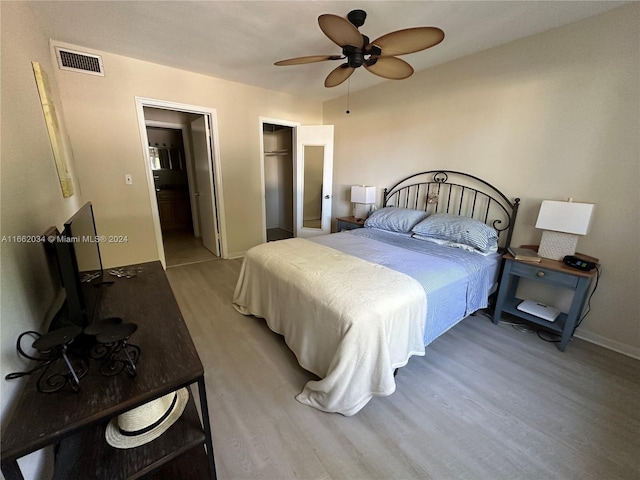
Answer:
[369, 27, 444, 56]
[318, 14, 363, 48]
[325, 64, 355, 87]
[365, 57, 414, 80]
[274, 55, 343, 66]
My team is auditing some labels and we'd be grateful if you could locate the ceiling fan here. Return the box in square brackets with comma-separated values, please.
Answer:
[274, 9, 444, 88]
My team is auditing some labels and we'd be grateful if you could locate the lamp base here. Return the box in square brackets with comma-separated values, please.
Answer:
[352, 203, 369, 221]
[538, 230, 579, 261]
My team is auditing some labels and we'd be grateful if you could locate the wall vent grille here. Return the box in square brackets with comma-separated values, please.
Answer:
[55, 47, 104, 76]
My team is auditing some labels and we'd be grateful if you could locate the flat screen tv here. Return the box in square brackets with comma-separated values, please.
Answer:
[55, 202, 104, 327]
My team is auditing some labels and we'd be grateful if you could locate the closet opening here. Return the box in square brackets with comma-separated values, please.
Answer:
[263, 122, 294, 242]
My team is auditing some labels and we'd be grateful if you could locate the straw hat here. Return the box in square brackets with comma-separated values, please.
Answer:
[105, 388, 189, 449]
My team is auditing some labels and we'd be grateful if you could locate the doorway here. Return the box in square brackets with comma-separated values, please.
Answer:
[136, 98, 226, 268]
[146, 121, 208, 267]
[262, 122, 294, 242]
[260, 118, 334, 242]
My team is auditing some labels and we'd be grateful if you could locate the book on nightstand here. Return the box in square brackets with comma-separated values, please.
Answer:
[507, 247, 541, 262]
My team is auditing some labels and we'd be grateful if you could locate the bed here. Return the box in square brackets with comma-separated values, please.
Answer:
[233, 170, 520, 415]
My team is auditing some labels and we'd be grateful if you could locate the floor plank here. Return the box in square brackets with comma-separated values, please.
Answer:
[165, 259, 640, 480]
[162, 228, 217, 267]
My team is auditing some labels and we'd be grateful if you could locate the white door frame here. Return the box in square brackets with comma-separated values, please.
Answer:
[259, 117, 300, 243]
[135, 97, 227, 266]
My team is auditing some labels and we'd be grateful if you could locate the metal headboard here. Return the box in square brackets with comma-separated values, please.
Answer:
[383, 170, 520, 250]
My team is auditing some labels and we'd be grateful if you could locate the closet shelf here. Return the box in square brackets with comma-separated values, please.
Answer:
[264, 149, 289, 157]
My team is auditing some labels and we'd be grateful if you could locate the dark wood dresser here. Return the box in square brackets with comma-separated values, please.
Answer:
[1, 261, 216, 479]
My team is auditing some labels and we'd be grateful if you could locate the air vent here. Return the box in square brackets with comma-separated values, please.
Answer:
[55, 47, 104, 76]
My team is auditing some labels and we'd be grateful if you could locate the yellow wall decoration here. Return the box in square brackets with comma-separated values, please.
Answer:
[32, 61, 74, 198]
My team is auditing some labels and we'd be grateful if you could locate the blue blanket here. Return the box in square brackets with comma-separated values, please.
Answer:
[310, 228, 501, 345]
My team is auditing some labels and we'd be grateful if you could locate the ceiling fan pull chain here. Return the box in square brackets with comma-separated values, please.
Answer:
[346, 78, 351, 115]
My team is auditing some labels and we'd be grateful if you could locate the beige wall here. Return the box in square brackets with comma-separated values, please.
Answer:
[51, 43, 323, 265]
[325, 4, 640, 357]
[0, 3, 85, 478]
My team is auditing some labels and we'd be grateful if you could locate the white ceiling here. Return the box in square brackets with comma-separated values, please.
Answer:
[27, 1, 628, 102]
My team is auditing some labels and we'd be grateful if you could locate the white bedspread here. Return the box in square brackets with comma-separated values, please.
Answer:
[232, 238, 427, 416]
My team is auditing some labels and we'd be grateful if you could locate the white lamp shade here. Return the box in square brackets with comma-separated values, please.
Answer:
[535, 200, 595, 235]
[351, 185, 376, 204]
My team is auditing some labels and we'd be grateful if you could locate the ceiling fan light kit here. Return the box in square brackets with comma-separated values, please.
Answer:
[275, 9, 444, 88]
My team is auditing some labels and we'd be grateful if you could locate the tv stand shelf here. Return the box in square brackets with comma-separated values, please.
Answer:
[52, 394, 205, 479]
[1, 262, 217, 480]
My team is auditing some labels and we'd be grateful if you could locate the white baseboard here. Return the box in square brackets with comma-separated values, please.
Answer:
[575, 331, 640, 360]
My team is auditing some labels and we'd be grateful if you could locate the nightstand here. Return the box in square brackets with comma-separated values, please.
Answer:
[336, 216, 366, 232]
[493, 248, 599, 351]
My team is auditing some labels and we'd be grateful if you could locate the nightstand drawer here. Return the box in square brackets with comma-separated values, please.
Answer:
[336, 216, 365, 232]
[509, 261, 579, 289]
[338, 221, 361, 231]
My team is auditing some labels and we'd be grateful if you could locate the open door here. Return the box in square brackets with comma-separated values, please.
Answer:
[295, 125, 334, 238]
[191, 115, 220, 256]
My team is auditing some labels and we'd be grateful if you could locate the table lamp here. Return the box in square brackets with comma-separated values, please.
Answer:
[351, 185, 376, 220]
[535, 200, 595, 260]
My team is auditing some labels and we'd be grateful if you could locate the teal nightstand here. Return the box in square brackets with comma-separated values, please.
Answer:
[493, 249, 599, 351]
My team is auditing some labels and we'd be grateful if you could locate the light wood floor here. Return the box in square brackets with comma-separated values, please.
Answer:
[165, 259, 640, 480]
[162, 228, 217, 267]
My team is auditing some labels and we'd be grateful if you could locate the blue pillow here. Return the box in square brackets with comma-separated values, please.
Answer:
[411, 213, 498, 253]
[412, 234, 498, 255]
[364, 207, 429, 233]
